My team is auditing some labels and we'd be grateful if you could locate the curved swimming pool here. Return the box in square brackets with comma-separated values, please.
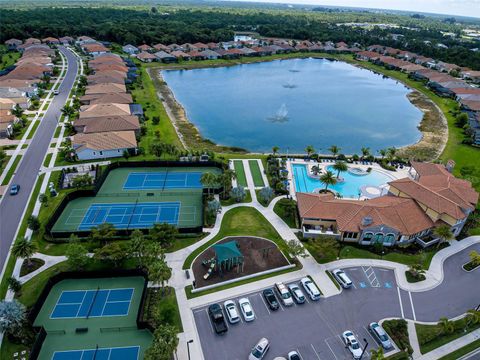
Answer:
[292, 163, 393, 198]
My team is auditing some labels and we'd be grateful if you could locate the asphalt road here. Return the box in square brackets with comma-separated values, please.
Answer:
[0, 46, 78, 276]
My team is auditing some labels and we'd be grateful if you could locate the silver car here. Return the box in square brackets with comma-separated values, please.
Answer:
[369, 322, 393, 349]
[223, 300, 240, 324]
[332, 269, 353, 288]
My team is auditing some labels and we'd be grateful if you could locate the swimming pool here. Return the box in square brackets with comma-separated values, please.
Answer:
[292, 163, 393, 198]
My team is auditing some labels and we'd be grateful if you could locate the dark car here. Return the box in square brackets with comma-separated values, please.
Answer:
[262, 288, 279, 311]
[208, 303, 228, 335]
[10, 184, 20, 195]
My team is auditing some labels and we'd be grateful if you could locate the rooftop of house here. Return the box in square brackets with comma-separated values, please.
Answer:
[81, 92, 132, 105]
[74, 115, 139, 133]
[79, 103, 131, 118]
[84, 83, 126, 95]
[137, 51, 157, 60]
[72, 131, 137, 151]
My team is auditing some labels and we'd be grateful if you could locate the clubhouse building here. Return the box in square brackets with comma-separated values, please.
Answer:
[297, 162, 478, 247]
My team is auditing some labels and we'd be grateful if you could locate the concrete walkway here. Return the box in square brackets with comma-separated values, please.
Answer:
[417, 328, 480, 360]
[17, 253, 67, 284]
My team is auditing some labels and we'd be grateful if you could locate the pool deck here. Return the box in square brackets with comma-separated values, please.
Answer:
[287, 158, 410, 200]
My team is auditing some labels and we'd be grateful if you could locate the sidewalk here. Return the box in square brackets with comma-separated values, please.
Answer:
[417, 328, 480, 360]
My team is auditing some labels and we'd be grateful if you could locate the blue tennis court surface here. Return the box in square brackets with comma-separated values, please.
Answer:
[77, 202, 180, 230]
[123, 171, 202, 190]
[52, 346, 139, 360]
[51, 288, 134, 319]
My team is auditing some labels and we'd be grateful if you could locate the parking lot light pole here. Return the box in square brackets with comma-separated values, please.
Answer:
[360, 338, 368, 360]
[187, 339, 194, 360]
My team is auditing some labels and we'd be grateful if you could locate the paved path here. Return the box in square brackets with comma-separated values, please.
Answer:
[0, 46, 78, 278]
[417, 328, 480, 360]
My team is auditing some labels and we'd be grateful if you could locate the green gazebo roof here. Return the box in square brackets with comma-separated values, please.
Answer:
[213, 241, 243, 263]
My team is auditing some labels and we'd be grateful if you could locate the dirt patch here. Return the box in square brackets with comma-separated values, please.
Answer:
[396, 90, 448, 161]
[192, 236, 289, 288]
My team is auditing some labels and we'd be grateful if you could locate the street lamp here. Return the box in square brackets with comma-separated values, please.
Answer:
[360, 338, 368, 360]
[187, 339, 194, 360]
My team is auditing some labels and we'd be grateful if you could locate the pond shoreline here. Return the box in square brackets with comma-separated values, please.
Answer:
[148, 54, 447, 159]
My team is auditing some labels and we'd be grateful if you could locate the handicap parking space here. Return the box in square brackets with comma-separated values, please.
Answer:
[335, 266, 396, 291]
[192, 278, 391, 360]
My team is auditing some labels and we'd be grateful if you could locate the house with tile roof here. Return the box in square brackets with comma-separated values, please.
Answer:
[136, 51, 157, 63]
[59, 36, 74, 45]
[79, 92, 132, 106]
[71, 131, 137, 160]
[42, 37, 60, 44]
[84, 83, 126, 95]
[73, 115, 140, 134]
[297, 161, 478, 247]
[79, 103, 131, 119]
[4, 39, 22, 50]
[122, 44, 139, 55]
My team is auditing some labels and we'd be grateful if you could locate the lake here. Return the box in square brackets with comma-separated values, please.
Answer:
[162, 58, 423, 154]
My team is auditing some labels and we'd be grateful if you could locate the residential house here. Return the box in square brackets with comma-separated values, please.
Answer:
[82, 43, 109, 57]
[73, 115, 140, 135]
[129, 104, 144, 119]
[79, 92, 132, 106]
[170, 51, 191, 61]
[136, 52, 157, 63]
[42, 37, 60, 45]
[4, 39, 22, 50]
[138, 44, 153, 53]
[84, 83, 127, 95]
[76, 36, 97, 46]
[91, 64, 129, 73]
[86, 74, 125, 85]
[192, 42, 208, 51]
[199, 49, 220, 60]
[79, 103, 131, 119]
[462, 70, 480, 84]
[122, 44, 139, 55]
[153, 43, 169, 52]
[72, 131, 137, 160]
[0, 109, 19, 138]
[154, 51, 176, 63]
[25, 38, 41, 45]
[0, 79, 38, 97]
[59, 36, 74, 45]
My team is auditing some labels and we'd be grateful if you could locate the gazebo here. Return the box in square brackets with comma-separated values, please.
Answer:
[213, 241, 244, 273]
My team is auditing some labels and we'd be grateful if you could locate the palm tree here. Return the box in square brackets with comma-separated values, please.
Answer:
[218, 169, 236, 199]
[433, 225, 454, 249]
[386, 147, 397, 162]
[332, 160, 348, 178]
[378, 149, 387, 159]
[305, 145, 315, 158]
[12, 237, 37, 267]
[438, 317, 454, 334]
[200, 172, 217, 198]
[361, 147, 370, 159]
[319, 171, 337, 191]
[311, 165, 320, 176]
[272, 146, 279, 156]
[12, 104, 23, 118]
[466, 309, 480, 326]
[370, 347, 385, 360]
[61, 104, 75, 120]
[328, 145, 341, 158]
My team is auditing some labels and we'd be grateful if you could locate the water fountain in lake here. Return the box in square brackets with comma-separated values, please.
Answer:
[267, 104, 289, 123]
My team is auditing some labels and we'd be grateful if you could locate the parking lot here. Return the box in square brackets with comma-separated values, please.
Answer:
[193, 267, 402, 360]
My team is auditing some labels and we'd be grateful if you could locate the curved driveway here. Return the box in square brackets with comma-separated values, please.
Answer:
[0, 46, 78, 275]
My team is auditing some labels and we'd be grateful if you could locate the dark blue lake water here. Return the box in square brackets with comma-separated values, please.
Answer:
[162, 58, 423, 154]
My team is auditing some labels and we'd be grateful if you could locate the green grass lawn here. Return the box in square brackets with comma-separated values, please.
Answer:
[183, 206, 285, 269]
[273, 198, 299, 228]
[26, 120, 41, 140]
[1, 155, 22, 186]
[0, 46, 20, 70]
[416, 320, 480, 354]
[43, 153, 53, 167]
[438, 338, 480, 360]
[54, 125, 62, 138]
[233, 160, 248, 187]
[248, 160, 265, 187]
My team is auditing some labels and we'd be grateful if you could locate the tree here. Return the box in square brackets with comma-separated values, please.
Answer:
[328, 145, 341, 158]
[94, 242, 128, 268]
[90, 223, 116, 244]
[129, 229, 148, 268]
[361, 147, 371, 159]
[469, 250, 480, 267]
[61, 104, 75, 119]
[407, 263, 425, 280]
[433, 225, 454, 249]
[200, 171, 218, 198]
[150, 142, 166, 158]
[207, 199, 221, 215]
[466, 309, 480, 326]
[12, 104, 23, 118]
[305, 145, 315, 158]
[386, 147, 397, 162]
[272, 146, 279, 156]
[370, 347, 385, 360]
[0, 300, 26, 337]
[455, 112, 468, 128]
[144, 324, 179, 360]
[7, 277, 22, 294]
[286, 239, 307, 259]
[218, 169, 236, 198]
[438, 317, 454, 334]
[378, 149, 387, 159]
[66, 242, 89, 270]
[27, 215, 41, 232]
[311, 165, 320, 176]
[149, 223, 178, 249]
[39, 193, 49, 207]
[12, 238, 37, 267]
[319, 170, 337, 190]
[148, 252, 172, 289]
[258, 186, 274, 205]
[332, 160, 348, 178]
[72, 173, 93, 188]
[230, 186, 246, 202]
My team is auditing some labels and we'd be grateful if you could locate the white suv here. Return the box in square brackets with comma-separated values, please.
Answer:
[275, 282, 294, 306]
[332, 269, 353, 288]
[300, 277, 321, 300]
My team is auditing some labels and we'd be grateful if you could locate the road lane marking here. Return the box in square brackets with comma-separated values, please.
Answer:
[408, 291, 417, 321]
[397, 287, 405, 318]
[325, 339, 338, 360]
[311, 344, 322, 360]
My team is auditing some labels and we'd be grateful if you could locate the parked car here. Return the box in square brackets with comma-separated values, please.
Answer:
[275, 282, 294, 306]
[239, 297, 255, 322]
[249, 338, 270, 360]
[369, 322, 393, 349]
[288, 350, 302, 360]
[262, 288, 279, 310]
[332, 269, 353, 288]
[9, 184, 20, 195]
[288, 283, 306, 304]
[342, 331, 363, 359]
[208, 303, 228, 334]
[301, 277, 321, 301]
[224, 300, 240, 324]
[53, 89, 59, 95]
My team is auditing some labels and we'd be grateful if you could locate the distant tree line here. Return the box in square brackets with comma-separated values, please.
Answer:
[1, 6, 479, 69]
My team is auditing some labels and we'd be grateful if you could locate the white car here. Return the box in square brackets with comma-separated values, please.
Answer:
[249, 337, 270, 360]
[239, 297, 255, 322]
[332, 269, 353, 288]
[275, 282, 294, 306]
[288, 350, 302, 360]
[223, 300, 240, 324]
[342, 331, 363, 359]
[369, 322, 393, 349]
[288, 283, 306, 304]
[300, 277, 321, 301]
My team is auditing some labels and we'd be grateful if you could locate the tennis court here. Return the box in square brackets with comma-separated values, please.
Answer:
[123, 171, 202, 190]
[51, 288, 134, 319]
[75, 202, 181, 230]
[52, 345, 139, 360]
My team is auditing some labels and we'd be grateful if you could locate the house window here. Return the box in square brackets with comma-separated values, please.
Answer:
[93, 152, 96, 155]
[99, 151, 103, 156]
[374, 233, 384, 243]
[384, 234, 395, 245]
[363, 232, 373, 243]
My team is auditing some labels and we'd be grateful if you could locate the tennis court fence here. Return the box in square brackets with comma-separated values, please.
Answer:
[100, 326, 139, 333]
[46, 329, 66, 335]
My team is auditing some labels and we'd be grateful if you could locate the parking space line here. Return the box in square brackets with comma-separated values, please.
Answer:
[311, 344, 322, 360]
[259, 293, 271, 315]
[205, 309, 215, 334]
[364, 326, 378, 345]
[397, 287, 405, 318]
[408, 291, 417, 321]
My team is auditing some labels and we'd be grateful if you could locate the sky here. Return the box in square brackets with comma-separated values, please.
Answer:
[229, 0, 480, 18]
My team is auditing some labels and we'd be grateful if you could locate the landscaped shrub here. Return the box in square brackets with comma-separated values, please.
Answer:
[382, 319, 412, 354]
[230, 186, 246, 202]
[258, 186, 274, 206]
